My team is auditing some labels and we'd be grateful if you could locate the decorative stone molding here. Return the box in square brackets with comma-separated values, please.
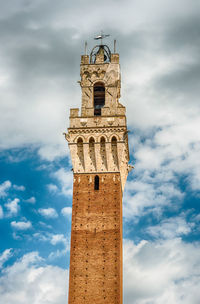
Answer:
[65, 48, 132, 192]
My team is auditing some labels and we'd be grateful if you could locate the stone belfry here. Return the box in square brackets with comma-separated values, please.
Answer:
[65, 38, 132, 304]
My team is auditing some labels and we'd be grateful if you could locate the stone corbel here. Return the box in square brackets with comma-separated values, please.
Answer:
[63, 133, 70, 142]
[128, 164, 134, 172]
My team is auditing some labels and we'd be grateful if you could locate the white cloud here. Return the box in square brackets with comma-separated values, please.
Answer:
[0, 248, 13, 269]
[123, 67, 200, 211]
[11, 220, 32, 230]
[123, 238, 200, 304]
[0, 251, 68, 304]
[47, 183, 58, 193]
[1, 239, 199, 304]
[0, 206, 3, 219]
[24, 196, 36, 204]
[61, 207, 72, 217]
[123, 110, 200, 220]
[146, 215, 193, 239]
[38, 142, 67, 161]
[123, 176, 184, 219]
[38, 208, 58, 218]
[0, 83, 71, 161]
[12, 232, 22, 240]
[0, 180, 11, 197]
[48, 248, 67, 260]
[38, 221, 52, 229]
[5, 198, 20, 216]
[33, 233, 50, 242]
[13, 184, 25, 191]
[33, 233, 69, 250]
[50, 234, 66, 246]
[53, 168, 73, 197]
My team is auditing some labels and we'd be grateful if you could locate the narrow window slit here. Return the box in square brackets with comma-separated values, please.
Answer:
[94, 175, 99, 190]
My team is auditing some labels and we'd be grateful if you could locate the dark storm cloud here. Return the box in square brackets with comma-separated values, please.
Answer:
[0, 0, 200, 153]
[164, 15, 200, 51]
[0, 12, 81, 84]
[155, 61, 200, 98]
[150, 15, 200, 101]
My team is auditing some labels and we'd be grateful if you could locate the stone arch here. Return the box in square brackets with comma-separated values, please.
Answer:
[108, 134, 120, 142]
[77, 137, 83, 144]
[89, 136, 95, 144]
[82, 71, 90, 80]
[91, 71, 98, 79]
[74, 135, 86, 143]
[111, 136, 117, 143]
[100, 136, 106, 143]
[97, 134, 108, 143]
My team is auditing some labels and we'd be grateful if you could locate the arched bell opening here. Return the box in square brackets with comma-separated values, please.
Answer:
[94, 82, 105, 116]
[89, 137, 95, 148]
[77, 137, 83, 145]
[94, 175, 99, 190]
[100, 136, 106, 144]
[111, 136, 117, 144]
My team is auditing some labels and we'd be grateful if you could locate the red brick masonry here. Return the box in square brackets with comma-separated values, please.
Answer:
[68, 172, 123, 304]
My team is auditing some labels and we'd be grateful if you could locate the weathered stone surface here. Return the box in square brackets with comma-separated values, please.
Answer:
[65, 50, 131, 192]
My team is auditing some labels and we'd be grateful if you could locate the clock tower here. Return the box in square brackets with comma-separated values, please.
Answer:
[65, 39, 132, 304]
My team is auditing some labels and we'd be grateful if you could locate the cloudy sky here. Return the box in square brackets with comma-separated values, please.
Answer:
[0, 0, 200, 303]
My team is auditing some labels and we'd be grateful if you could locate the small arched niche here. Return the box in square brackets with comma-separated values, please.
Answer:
[111, 136, 117, 146]
[94, 175, 99, 190]
[89, 137, 95, 149]
[94, 82, 105, 116]
[100, 136, 106, 144]
[77, 137, 83, 145]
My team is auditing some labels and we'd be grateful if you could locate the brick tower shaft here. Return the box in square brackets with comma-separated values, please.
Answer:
[68, 173, 122, 304]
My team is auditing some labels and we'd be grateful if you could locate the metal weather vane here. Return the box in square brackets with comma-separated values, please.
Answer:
[94, 32, 110, 45]
[89, 32, 112, 63]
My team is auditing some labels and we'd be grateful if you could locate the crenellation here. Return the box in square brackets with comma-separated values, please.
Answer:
[70, 108, 79, 117]
[110, 53, 119, 63]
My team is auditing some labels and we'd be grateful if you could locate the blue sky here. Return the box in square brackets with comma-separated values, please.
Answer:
[0, 0, 200, 303]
